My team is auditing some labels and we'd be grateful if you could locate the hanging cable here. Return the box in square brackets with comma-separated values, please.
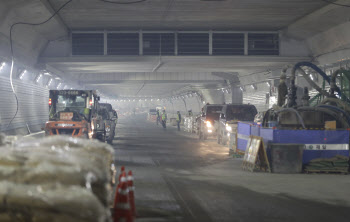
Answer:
[321, 0, 350, 7]
[6, 0, 72, 130]
[135, 82, 146, 96]
[99, 0, 147, 4]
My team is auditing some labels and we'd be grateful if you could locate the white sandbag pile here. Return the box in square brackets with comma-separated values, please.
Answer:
[0, 136, 115, 222]
[0, 134, 17, 147]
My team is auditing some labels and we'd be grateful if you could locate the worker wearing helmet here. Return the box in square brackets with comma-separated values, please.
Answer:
[161, 110, 167, 129]
[176, 111, 182, 131]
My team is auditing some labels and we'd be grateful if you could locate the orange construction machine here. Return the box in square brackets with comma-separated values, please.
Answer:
[45, 90, 106, 141]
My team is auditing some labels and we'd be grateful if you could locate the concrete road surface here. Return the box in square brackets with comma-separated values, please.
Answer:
[113, 114, 350, 222]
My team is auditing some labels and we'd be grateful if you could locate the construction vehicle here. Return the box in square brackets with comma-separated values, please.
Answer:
[216, 104, 257, 145]
[148, 108, 158, 122]
[100, 103, 118, 144]
[45, 90, 106, 141]
[198, 104, 224, 140]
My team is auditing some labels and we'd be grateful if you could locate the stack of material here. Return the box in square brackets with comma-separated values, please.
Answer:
[0, 134, 17, 147]
[0, 136, 115, 222]
[184, 116, 195, 133]
[304, 155, 349, 173]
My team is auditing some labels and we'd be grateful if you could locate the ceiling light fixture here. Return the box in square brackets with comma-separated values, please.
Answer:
[47, 78, 53, 86]
[0, 62, 6, 71]
[19, 70, 27, 79]
[35, 74, 43, 83]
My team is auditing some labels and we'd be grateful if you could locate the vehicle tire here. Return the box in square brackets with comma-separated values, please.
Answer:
[97, 132, 106, 142]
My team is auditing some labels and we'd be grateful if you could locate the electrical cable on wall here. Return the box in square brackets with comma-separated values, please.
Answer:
[6, 0, 72, 130]
[100, 0, 148, 4]
[321, 0, 350, 7]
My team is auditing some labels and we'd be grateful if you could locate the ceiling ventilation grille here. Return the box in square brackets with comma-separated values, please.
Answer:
[107, 33, 139, 55]
[248, 33, 279, 55]
[178, 33, 209, 55]
[72, 33, 104, 55]
[71, 31, 279, 56]
[212, 33, 244, 55]
[143, 33, 175, 55]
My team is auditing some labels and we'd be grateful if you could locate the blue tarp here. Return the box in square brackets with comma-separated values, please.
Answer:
[251, 125, 260, 137]
[237, 122, 253, 152]
[273, 130, 349, 144]
[238, 122, 251, 136]
[236, 123, 350, 164]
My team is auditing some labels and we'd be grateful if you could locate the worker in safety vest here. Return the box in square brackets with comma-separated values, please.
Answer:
[156, 109, 161, 125]
[176, 111, 182, 131]
[161, 110, 167, 129]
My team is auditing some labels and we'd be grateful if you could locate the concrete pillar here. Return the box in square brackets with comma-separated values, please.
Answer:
[201, 89, 225, 104]
[232, 86, 243, 104]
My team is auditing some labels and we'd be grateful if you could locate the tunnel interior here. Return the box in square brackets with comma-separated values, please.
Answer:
[1, 0, 350, 222]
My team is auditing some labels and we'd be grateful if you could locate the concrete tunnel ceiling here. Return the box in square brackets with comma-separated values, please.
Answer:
[49, 0, 327, 30]
[5, 0, 338, 99]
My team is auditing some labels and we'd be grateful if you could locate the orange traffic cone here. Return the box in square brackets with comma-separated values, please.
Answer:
[114, 172, 133, 222]
[127, 171, 136, 217]
[113, 169, 127, 208]
[119, 166, 125, 182]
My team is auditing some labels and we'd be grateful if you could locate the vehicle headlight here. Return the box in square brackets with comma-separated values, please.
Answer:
[226, 125, 232, 132]
[206, 121, 212, 128]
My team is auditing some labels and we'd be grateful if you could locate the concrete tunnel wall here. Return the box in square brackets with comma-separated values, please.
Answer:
[0, 0, 68, 135]
[0, 73, 49, 135]
[0, 1, 68, 67]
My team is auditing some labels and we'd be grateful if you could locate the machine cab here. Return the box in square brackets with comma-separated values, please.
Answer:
[49, 90, 99, 122]
[220, 104, 258, 123]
